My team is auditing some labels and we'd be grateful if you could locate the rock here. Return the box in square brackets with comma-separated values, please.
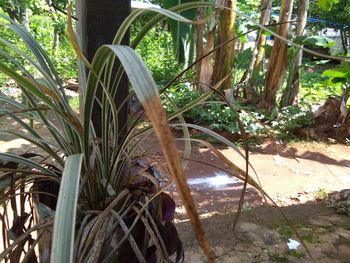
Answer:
[213, 246, 226, 257]
[342, 189, 350, 199]
[184, 249, 204, 263]
[316, 214, 348, 225]
[335, 228, 350, 240]
[308, 217, 333, 227]
[236, 223, 286, 247]
[326, 189, 350, 216]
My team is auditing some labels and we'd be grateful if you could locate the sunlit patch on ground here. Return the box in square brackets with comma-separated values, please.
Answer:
[0, 138, 31, 153]
[186, 171, 240, 188]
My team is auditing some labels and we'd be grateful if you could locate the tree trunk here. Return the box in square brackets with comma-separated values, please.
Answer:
[281, 0, 309, 107]
[198, 28, 215, 92]
[76, 0, 130, 138]
[4, 0, 17, 20]
[341, 30, 349, 55]
[245, 0, 272, 102]
[21, 7, 30, 32]
[195, 7, 205, 90]
[259, 0, 294, 111]
[52, 27, 59, 56]
[47, 0, 59, 57]
[212, 0, 237, 90]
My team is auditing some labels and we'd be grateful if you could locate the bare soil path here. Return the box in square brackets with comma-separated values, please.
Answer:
[142, 134, 350, 262]
[1, 116, 350, 262]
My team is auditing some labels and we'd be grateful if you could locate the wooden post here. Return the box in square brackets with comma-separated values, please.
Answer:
[76, 0, 130, 138]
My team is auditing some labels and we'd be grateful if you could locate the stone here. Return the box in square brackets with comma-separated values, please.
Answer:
[327, 189, 350, 216]
[341, 189, 350, 199]
[335, 228, 350, 240]
[317, 214, 347, 225]
[308, 217, 333, 227]
[236, 222, 286, 248]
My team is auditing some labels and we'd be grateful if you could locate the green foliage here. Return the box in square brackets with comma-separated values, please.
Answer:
[322, 64, 350, 81]
[316, 0, 340, 10]
[277, 225, 294, 238]
[315, 188, 328, 200]
[164, 85, 315, 141]
[314, 0, 350, 26]
[164, 86, 243, 133]
[299, 66, 343, 105]
[0, 5, 77, 87]
[287, 250, 305, 258]
[134, 26, 182, 84]
[270, 106, 314, 135]
[1, 4, 255, 262]
[163, 0, 198, 64]
[0, 10, 190, 262]
[51, 154, 83, 263]
[301, 35, 336, 48]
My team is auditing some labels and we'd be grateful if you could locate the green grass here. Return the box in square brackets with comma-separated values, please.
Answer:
[315, 188, 328, 200]
[277, 225, 294, 238]
[68, 96, 80, 112]
[287, 250, 305, 258]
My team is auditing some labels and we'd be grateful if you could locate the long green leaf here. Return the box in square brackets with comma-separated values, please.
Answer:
[50, 154, 83, 263]
[163, 0, 198, 63]
[0, 153, 58, 177]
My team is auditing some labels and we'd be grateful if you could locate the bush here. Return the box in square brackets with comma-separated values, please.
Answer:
[164, 86, 314, 140]
[269, 105, 315, 138]
[163, 86, 265, 135]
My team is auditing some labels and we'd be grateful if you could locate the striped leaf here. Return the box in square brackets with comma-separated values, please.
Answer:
[50, 154, 83, 263]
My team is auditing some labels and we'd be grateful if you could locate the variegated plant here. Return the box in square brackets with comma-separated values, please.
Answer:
[0, 3, 269, 263]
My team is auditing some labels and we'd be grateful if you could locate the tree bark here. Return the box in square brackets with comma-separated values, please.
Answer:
[245, 0, 272, 102]
[52, 27, 59, 56]
[20, 7, 30, 32]
[253, 0, 273, 72]
[195, 7, 205, 90]
[76, 0, 130, 138]
[212, 0, 236, 90]
[259, 0, 294, 111]
[198, 28, 215, 92]
[281, 0, 309, 107]
[341, 30, 349, 55]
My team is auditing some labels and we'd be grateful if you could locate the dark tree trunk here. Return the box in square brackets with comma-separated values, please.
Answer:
[341, 30, 349, 55]
[76, 0, 130, 138]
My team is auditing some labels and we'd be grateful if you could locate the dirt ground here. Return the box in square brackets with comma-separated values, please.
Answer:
[1, 114, 350, 262]
[142, 134, 350, 262]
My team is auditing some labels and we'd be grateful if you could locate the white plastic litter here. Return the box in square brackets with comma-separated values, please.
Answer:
[287, 239, 301, 250]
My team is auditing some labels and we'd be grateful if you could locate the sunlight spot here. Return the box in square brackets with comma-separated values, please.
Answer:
[0, 139, 31, 153]
[131, 1, 160, 9]
[187, 172, 239, 188]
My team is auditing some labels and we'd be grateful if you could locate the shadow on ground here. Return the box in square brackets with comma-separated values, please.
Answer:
[176, 200, 350, 263]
